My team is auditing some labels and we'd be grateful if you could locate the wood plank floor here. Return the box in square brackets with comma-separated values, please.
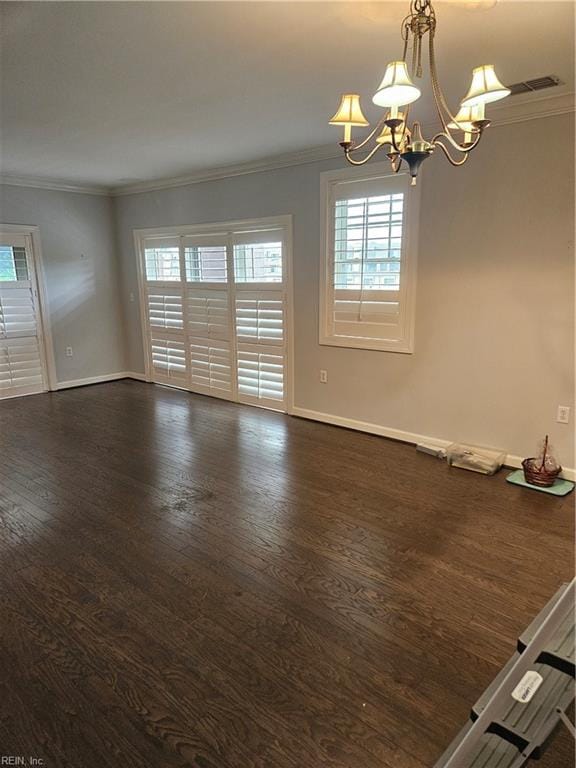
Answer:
[0, 380, 574, 768]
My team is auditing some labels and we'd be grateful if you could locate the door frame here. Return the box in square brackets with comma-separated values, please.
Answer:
[0, 223, 57, 394]
[134, 214, 294, 414]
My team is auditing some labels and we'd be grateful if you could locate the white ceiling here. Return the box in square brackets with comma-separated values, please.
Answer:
[1, 1, 573, 188]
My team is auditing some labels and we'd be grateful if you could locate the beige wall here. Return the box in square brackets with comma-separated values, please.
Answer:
[0, 184, 125, 383]
[115, 113, 575, 466]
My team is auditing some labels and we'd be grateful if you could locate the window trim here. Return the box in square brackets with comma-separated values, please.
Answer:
[133, 214, 294, 413]
[319, 163, 420, 353]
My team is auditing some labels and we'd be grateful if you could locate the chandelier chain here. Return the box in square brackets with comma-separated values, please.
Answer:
[429, 29, 462, 127]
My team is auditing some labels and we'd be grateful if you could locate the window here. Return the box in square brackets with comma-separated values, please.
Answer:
[234, 241, 283, 283]
[137, 217, 292, 413]
[185, 246, 227, 282]
[0, 245, 29, 282]
[320, 164, 419, 353]
[184, 235, 228, 283]
[144, 239, 180, 281]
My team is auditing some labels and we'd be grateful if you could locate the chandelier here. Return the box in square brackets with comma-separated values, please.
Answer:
[329, 0, 510, 184]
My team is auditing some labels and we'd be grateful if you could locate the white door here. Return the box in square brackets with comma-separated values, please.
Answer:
[139, 219, 291, 412]
[0, 233, 49, 399]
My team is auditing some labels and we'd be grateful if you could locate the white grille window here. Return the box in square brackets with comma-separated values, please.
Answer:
[145, 245, 180, 282]
[234, 242, 282, 283]
[0, 246, 29, 282]
[320, 166, 418, 353]
[185, 245, 227, 283]
[334, 195, 403, 290]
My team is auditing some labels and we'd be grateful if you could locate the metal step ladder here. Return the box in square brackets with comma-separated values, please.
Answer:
[434, 580, 575, 768]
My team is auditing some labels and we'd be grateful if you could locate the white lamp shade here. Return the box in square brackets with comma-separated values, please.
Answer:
[373, 61, 421, 107]
[448, 104, 486, 131]
[329, 94, 369, 126]
[447, 105, 474, 131]
[461, 65, 510, 107]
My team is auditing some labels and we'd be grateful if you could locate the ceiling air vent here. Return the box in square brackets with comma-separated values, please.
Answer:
[507, 75, 562, 96]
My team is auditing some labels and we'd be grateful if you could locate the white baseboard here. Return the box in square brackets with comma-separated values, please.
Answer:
[55, 371, 147, 390]
[292, 406, 576, 482]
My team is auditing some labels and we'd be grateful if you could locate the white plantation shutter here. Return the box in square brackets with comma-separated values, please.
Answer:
[150, 335, 187, 385]
[142, 235, 188, 388]
[190, 340, 233, 397]
[147, 287, 184, 331]
[237, 346, 284, 403]
[183, 236, 234, 399]
[187, 289, 230, 340]
[332, 293, 403, 341]
[186, 287, 233, 400]
[0, 284, 37, 337]
[138, 219, 290, 411]
[320, 168, 418, 353]
[0, 235, 47, 399]
[0, 337, 43, 394]
[235, 292, 284, 345]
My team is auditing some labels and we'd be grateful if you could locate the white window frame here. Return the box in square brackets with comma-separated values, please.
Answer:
[134, 215, 294, 413]
[319, 163, 420, 353]
[0, 223, 57, 394]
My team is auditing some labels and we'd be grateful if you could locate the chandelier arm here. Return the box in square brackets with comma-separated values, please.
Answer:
[390, 126, 405, 155]
[354, 96, 414, 156]
[431, 130, 483, 154]
[433, 139, 471, 167]
[388, 99, 413, 154]
[344, 142, 385, 166]
[348, 114, 390, 153]
[390, 154, 404, 174]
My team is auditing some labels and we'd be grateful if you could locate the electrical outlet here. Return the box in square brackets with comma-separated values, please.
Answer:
[65, 346, 73, 358]
[129, 292, 135, 303]
[556, 405, 571, 424]
[320, 369, 328, 384]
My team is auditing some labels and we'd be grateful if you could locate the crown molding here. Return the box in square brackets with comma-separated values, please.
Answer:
[489, 89, 575, 127]
[112, 90, 574, 197]
[2, 90, 573, 199]
[415, 89, 575, 134]
[0, 175, 110, 196]
[111, 144, 343, 197]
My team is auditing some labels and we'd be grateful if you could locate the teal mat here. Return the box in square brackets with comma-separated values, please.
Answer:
[506, 469, 574, 496]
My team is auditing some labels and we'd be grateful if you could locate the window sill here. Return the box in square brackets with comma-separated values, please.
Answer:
[319, 334, 414, 354]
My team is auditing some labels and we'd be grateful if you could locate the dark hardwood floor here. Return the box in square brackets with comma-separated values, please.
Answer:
[0, 380, 574, 768]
